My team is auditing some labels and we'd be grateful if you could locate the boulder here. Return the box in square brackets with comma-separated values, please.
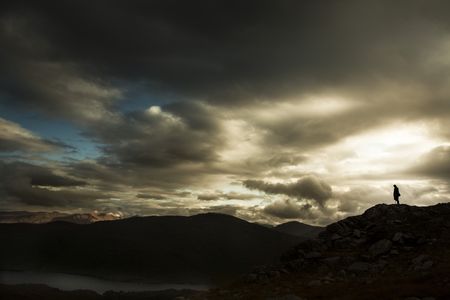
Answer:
[392, 232, 404, 242]
[348, 261, 371, 272]
[369, 239, 392, 257]
[265, 295, 305, 300]
[305, 251, 322, 259]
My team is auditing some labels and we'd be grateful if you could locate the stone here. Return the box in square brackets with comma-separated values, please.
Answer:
[417, 237, 427, 245]
[245, 273, 257, 282]
[412, 254, 429, 265]
[265, 294, 305, 300]
[348, 261, 371, 272]
[353, 229, 361, 238]
[331, 233, 341, 240]
[411, 254, 434, 271]
[307, 279, 322, 286]
[392, 232, 403, 242]
[322, 256, 341, 264]
[369, 239, 392, 257]
[269, 270, 281, 278]
[421, 260, 434, 270]
[305, 251, 322, 259]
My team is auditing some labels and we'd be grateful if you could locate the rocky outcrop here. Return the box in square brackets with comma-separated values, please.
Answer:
[213, 203, 450, 299]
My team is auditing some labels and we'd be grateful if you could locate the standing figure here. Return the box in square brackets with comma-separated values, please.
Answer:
[393, 185, 400, 204]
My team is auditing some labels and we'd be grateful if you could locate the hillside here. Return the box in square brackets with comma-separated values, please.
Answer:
[203, 203, 450, 300]
[274, 221, 323, 239]
[0, 213, 300, 284]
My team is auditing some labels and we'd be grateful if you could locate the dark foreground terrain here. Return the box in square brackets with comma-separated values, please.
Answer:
[201, 203, 450, 299]
[0, 213, 302, 284]
[2, 204, 450, 299]
[0, 283, 198, 300]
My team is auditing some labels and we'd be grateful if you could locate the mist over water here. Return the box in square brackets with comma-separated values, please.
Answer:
[0, 271, 210, 293]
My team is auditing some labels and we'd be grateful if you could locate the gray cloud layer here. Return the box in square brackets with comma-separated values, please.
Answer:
[244, 176, 333, 205]
[1, 0, 450, 223]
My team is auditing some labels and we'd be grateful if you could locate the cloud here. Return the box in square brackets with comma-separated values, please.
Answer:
[411, 145, 450, 180]
[3, 161, 86, 187]
[0, 161, 106, 207]
[2, 0, 450, 109]
[197, 191, 257, 201]
[0, 118, 66, 152]
[244, 176, 332, 205]
[263, 199, 315, 220]
[1, 1, 450, 224]
[197, 193, 221, 201]
[136, 193, 167, 200]
[78, 101, 222, 169]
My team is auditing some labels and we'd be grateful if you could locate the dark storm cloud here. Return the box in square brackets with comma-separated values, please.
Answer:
[411, 145, 450, 179]
[0, 161, 85, 187]
[0, 161, 107, 207]
[93, 101, 221, 168]
[1, 0, 450, 161]
[1, 0, 450, 222]
[244, 176, 332, 204]
[2, 0, 450, 112]
[263, 199, 315, 220]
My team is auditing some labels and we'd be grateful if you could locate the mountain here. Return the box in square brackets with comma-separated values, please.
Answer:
[0, 213, 301, 284]
[204, 203, 450, 299]
[0, 284, 197, 300]
[0, 211, 121, 224]
[274, 221, 323, 239]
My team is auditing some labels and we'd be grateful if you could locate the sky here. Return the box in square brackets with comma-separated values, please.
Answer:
[1, 0, 450, 225]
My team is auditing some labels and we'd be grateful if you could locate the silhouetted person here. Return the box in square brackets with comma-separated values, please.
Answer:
[393, 185, 400, 204]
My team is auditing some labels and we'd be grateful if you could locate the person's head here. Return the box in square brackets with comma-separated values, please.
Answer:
[393, 184, 397, 188]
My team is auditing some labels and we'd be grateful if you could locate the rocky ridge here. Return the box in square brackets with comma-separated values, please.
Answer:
[203, 203, 450, 300]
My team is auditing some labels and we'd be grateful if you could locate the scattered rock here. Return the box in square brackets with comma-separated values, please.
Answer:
[307, 279, 322, 286]
[348, 261, 371, 272]
[353, 229, 361, 238]
[369, 239, 392, 257]
[321, 256, 341, 265]
[265, 295, 305, 300]
[245, 273, 257, 282]
[421, 260, 434, 270]
[412, 254, 429, 265]
[392, 232, 404, 242]
[305, 251, 322, 259]
[331, 233, 341, 240]
[411, 255, 434, 271]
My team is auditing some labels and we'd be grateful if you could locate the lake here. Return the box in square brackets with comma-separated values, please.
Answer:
[0, 271, 210, 293]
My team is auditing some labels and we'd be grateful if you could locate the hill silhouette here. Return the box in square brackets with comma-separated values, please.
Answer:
[203, 203, 450, 300]
[274, 221, 323, 239]
[0, 213, 301, 284]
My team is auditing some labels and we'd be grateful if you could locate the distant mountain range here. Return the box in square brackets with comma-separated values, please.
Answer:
[0, 213, 316, 284]
[274, 221, 323, 239]
[0, 211, 122, 224]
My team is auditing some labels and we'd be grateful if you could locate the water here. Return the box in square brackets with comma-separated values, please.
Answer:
[0, 271, 210, 294]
